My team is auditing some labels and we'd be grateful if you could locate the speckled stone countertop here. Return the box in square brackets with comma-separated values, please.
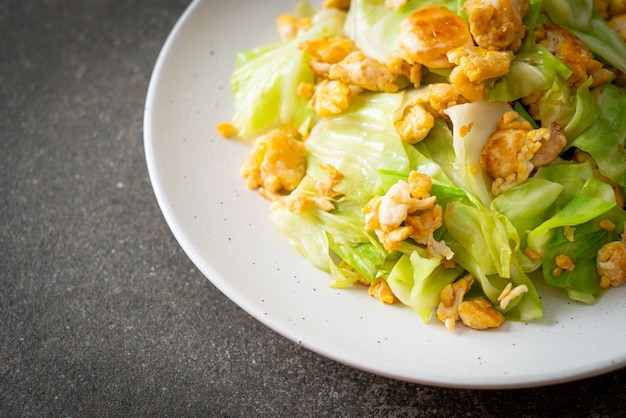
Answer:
[2, 0, 626, 416]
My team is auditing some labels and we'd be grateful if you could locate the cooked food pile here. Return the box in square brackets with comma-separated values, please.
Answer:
[219, 0, 626, 331]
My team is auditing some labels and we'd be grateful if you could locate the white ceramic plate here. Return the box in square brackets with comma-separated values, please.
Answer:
[144, 0, 626, 388]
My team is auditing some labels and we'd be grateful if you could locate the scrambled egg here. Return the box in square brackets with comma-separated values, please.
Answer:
[601, 219, 617, 232]
[497, 283, 529, 309]
[397, 5, 474, 68]
[604, 0, 626, 41]
[300, 40, 397, 115]
[597, 237, 626, 288]
[437, 275, 474, 331]
[437, 275, 506, 330]
[299, 37, 356, 78]
[596, 0, 626, 22]
[386, 52, 422, 88]
[610, 14, 626, 41]
[297, 82, 315, 100]
[480, 112, 566, 196]
[459, 297, 506, 330]
[535, 23, 614, 88]
[371, 179, 435, 226]
[448, 65, 488, 102]
[279, 189, 335, 213]
[563, 225, 576, 242]
[241, 127, 307, 200]
[426, 83, 468, 119]
[480, 111, 549, 195]
[463, 0, 530, 51]
[368, 278, 399, 304]
[394, 98, 435, 144]
[276, 13, 312, 42]
[529, 122, 567, 168]
[447, 46, 515, 82]
[393, 82, 468, 128]
[553, 254, 576, 277]
[276, 163, 344, 213]
[447, 46, 515, 101]
[309, 79, 352, 117]
[328, 51, 399, 92]
[363, 171, 452, 259]
[298, 37, 398, 92]
[217, 121, 237, 138]
[340, 262, 400, 304]
[316, 163, 344, 198]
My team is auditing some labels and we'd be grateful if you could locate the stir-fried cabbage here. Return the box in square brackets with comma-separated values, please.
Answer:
[226, 0, 626, 330]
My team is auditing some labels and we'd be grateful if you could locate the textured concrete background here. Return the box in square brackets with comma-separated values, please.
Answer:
[2, 0, 625, 416]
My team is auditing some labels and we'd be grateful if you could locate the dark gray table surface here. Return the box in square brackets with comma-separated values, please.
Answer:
[2, 0, 626, 416]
